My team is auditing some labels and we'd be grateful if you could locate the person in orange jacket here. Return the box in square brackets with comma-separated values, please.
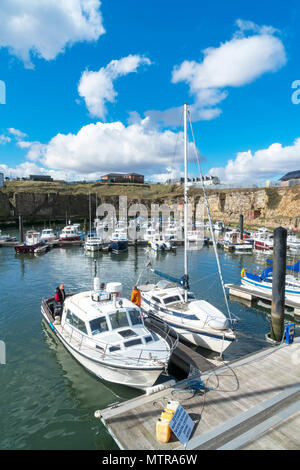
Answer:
[131, 285, 141, 307]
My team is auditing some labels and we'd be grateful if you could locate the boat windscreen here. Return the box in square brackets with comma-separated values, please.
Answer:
[110, 310, 129, 329]
[164, 295, 181, 305]
[89, 316, 109, 335]
[128, 308, 143, 325]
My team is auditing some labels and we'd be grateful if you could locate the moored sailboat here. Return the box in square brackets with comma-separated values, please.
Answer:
[139, 104, 237, 354]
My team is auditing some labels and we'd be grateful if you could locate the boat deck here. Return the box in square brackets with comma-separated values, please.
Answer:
[97, 338, 300, 450]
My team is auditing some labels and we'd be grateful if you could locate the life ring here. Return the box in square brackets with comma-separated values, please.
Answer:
[241, 268, 247, 278]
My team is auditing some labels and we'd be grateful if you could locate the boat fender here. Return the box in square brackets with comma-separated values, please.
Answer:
[241, 268, 247, 278]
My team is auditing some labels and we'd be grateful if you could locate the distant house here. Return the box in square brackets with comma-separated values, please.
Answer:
[29, 175, 53, 182]
[99, 173, 144, 184]
[279, 170, 300, 187]
[0, 172, 4, 188]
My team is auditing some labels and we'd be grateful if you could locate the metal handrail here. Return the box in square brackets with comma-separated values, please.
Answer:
[61, 321, 175, 365]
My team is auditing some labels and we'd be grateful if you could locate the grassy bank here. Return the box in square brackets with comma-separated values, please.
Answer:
[2, 180, 183, 200]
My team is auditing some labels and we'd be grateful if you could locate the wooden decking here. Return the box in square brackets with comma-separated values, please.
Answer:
[97, 338, 300, 450]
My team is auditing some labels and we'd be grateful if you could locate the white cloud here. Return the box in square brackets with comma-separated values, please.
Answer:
[172, 33, 286, 92]
[151, 167, 184, 184]
[145, 104, 222, 128]
[209, 138, 300, 184]
[0, 135, 11, 145]
[78, 55, 151, 119]
[7, 119, 191, 180]
[0, 161, 78, 182]
[8, 128, 28, 139]
[148, 20, 286, 127]
[0, 0, 105, 67]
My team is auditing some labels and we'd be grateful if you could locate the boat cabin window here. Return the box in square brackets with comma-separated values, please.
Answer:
[65, 310, 88, 335]
[128, 308, 143, 325]
[145, 335, 153, 343]
[109, 345, 121, 352]
[110, 310, 129, 329]
[151, 296, 161, 304]
[124, 338, 142, 347]
[164, 295, 181, 305]
[89, 316, 109, 336]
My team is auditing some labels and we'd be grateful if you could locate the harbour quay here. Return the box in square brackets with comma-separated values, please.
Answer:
[97, 337, 300, 450]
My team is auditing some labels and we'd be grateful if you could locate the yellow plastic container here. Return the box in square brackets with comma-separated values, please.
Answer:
[160, 410, 174, 421]
[156, 418, 172, 443]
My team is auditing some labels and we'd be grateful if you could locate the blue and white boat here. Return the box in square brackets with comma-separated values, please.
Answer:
[241, 260, 300, 304]
[110, 230, 128, 254]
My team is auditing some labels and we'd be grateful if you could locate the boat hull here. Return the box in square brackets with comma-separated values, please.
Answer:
[254, 240, 273, 251]
[15, 242, 44, 254]
[142, 307, 234, 354]
[59, 236, 82, 242]
[84, 243, 102, 252]
[110, 240, 128, 253]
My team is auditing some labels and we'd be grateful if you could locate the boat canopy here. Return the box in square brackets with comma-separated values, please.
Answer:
[152, 269, 189, 288]
[266, 259, 300, 274]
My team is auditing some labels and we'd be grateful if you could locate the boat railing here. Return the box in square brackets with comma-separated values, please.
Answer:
[59, 320, 176, 366]
[43, 298, 176, 365]
[144, 315, 179, 352]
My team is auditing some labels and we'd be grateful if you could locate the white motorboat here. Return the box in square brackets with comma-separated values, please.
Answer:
[40, 228, 58, 243]
[41, 279, 177, 390]
[84, 232, 105, 252]
[60, 224, 84, 242]
[149, 234, 173, 252]
[139, 104, 236, 354]
[222, 231, 253, 252]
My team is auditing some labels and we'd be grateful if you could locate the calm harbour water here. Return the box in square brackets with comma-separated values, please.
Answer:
[0, 228, 299, 450]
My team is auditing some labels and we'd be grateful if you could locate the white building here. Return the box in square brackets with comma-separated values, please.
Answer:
[188, 175, 220, 187]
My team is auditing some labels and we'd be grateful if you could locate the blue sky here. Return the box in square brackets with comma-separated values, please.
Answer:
[0, 0, 299, 183]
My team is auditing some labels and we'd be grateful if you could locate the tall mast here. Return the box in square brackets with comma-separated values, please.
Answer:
[184, 103, 188, 302]
[89, 191, 91, 235]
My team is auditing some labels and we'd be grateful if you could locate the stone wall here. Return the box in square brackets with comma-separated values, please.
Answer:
[0, 184, 299, 228]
